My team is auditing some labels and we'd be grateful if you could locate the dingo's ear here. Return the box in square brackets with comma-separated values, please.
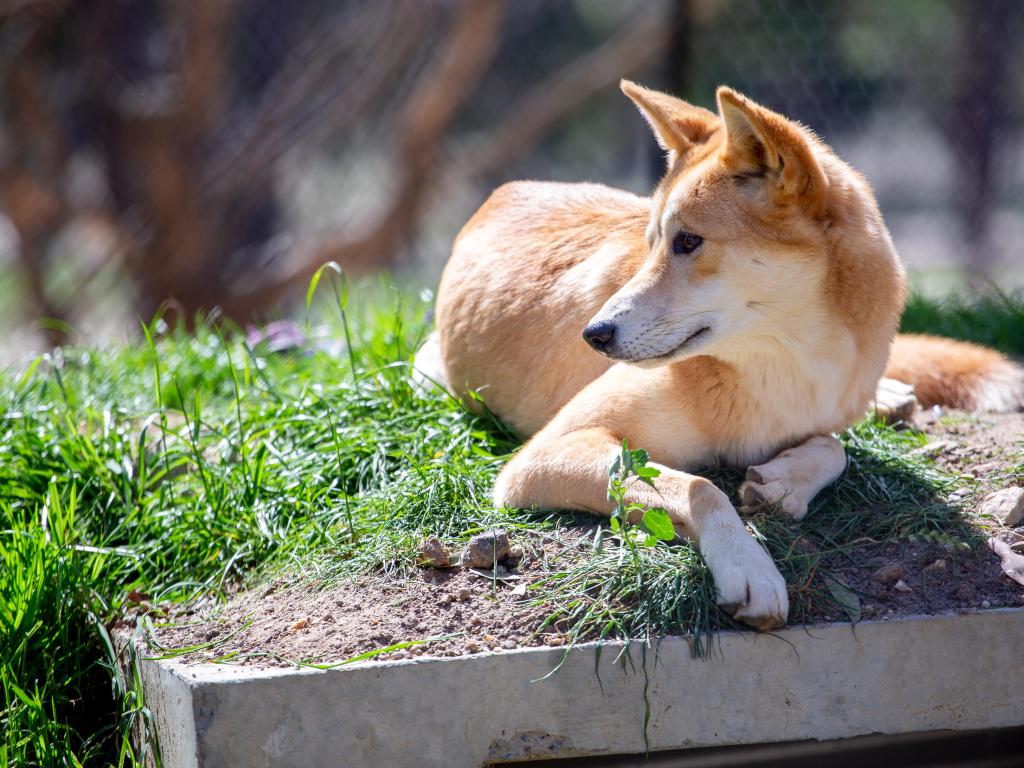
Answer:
[717, 87, 828, 216]
[621, 80, 717, 163]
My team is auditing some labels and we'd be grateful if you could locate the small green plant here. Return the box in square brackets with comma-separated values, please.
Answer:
[605, 441, 676, 550]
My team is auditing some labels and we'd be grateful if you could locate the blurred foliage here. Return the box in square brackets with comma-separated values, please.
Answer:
[1, 0, 1023, 364]
[902, 291, 1024, 358]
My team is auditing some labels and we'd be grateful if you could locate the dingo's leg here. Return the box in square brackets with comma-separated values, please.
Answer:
[494, 427, 788, 630]
[739, 435, 846, 520]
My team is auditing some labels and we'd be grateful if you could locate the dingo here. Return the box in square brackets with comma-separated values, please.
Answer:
[420, 82, 1024, 629]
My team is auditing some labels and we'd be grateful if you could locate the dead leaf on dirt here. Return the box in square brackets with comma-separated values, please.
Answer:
[289, 617, 309, 631]
[468, 567, 521, 582]
[126, 589, 151, 604]
[823, 573, 862, 624]
[988, 537, 1024, 586]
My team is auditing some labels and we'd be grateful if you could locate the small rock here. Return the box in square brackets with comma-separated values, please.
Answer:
[893, 579, 912, 593]
[501, 639, 516, 650]
[289, 617, 309, 631]
[980, 487, 1024, 526]
[968, 461, 1001, 476]
[437, 593, 453, 606]
[923, 559, 947, 575]
[418, 537, 452, 567]
[543, 634, 567, 647]
[461, 530, 510, 568]
[949, 488, 971, 500]
[464, 639, 481, 653]
[457, 587, 471, 602]
[506, 543, 525, 564]
[909, 440, 955, 458]
[981, 600, 991, 609]
[870, 562, 904, 584]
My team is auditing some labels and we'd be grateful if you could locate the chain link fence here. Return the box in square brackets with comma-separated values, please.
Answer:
[1, 0, 1022, 361]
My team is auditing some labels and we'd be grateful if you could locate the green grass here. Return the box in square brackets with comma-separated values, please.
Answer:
[0, 285, 1020, 766]
[901, 290, 1024, 358]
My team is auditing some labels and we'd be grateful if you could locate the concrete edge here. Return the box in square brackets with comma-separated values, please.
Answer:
[137, 608, 1024, 767]
[137, 647, 200, 768]
[157, 608, 1006, 681]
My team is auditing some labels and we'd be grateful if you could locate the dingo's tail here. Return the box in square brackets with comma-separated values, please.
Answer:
[412, 331, 450, 392]
[886, 334, 1024, 412]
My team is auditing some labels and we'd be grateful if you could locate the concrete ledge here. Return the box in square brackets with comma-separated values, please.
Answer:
[138, 609, 1024, 767]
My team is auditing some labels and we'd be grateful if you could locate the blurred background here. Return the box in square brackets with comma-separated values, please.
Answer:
[2, 0, 1023, 366]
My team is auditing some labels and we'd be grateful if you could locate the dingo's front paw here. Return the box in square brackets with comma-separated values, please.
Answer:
[873, 377, 917, 423]
[739, 472, 809, 520]
[701, 525, 788, 631]
[739, 436, 846, 521]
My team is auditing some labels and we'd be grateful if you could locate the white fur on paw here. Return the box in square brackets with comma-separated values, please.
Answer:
[739, 436, 845, 521]
[739, 475, 809, 520]
[873, 377, 917, 422]
[701, 525, 788, 631]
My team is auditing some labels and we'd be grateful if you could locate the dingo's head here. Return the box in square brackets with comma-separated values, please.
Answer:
[583, 82, 872, 366]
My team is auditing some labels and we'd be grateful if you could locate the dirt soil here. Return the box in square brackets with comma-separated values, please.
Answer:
[148, 409, 1023, 667]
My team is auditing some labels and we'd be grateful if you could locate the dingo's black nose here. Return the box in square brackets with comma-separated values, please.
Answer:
[583, 321, 616, 352]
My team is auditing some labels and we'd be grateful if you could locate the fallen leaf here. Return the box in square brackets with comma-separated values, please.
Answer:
[468, 567, 521, 582]
[988, 537, 1024, 586]
[823, 573, 862, 624]
[290, 617, 309, 631]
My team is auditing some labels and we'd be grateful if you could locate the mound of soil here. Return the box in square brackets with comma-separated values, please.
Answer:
[152, 556, 562, 666]
[149, 410, 1024, 667]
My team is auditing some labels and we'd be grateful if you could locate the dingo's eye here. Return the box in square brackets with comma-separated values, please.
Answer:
[672, 231, 703, 255]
